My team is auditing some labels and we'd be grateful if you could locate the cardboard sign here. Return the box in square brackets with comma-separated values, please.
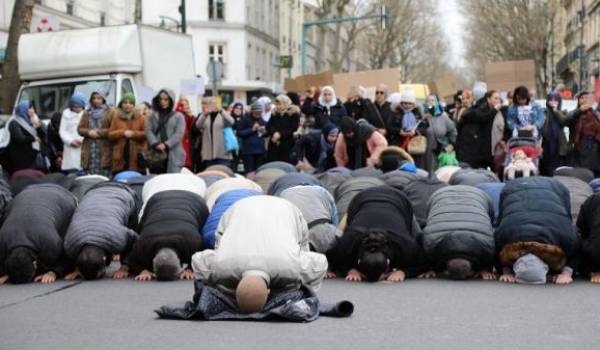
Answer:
[428, 74, 458, 101]
[180, 78, 205, 96]
[485, 60, 536, 92]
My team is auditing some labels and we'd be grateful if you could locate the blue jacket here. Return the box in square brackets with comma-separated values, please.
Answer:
[506, 103, 545, 133]
[236, 115, 266, 155]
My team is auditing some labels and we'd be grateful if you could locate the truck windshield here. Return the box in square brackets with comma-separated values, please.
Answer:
[19, 80, 116, 120]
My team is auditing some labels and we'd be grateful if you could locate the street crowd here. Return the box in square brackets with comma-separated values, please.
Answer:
[0, 80, 600, 319]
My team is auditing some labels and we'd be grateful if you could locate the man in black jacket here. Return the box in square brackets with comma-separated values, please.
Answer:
[328, 186, 425, 282]
[113, 190, 209, 281]
[0, 184, 77, 284]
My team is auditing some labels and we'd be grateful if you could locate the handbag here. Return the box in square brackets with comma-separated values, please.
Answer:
[407, 135, 427, 155]
[138, 149, 167, 172]
[223, 126, 239, 153]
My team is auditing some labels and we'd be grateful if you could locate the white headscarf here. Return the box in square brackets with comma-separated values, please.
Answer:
[318, 86, 338, 109]
[257, 96, 272, 122]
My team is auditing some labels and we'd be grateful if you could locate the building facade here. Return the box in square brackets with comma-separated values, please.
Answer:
[143, 0, 280, 105]
[0, 0, 134, 75]
[557, 0, 600, 96]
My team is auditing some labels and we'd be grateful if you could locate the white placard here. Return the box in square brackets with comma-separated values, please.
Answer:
[180, 78, 205, 96]
[138, 86, 156, 104]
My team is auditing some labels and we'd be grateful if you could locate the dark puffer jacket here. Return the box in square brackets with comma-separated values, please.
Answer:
[0, 184, 77, 277]
[422, 186, 495, 270]
[495, 177, 578, 271]
[402, 177, 448, 228]
[329, 186, 424, 275]
[313, 100, 348, 128]
[125, 190, 209, 274]
[577, 194, 600, 273]
[64, 182, 139, 258]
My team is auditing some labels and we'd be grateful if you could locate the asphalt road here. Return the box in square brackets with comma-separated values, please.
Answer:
[1, 275, 599, 350]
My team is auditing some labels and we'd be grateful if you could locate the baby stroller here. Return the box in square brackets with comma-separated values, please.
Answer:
[503, 136, 542, 180]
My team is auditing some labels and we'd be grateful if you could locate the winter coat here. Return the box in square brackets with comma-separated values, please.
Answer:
[126, 190, 208, 274]
[495, 177, 577, 271]
[156, 280, 352, 322]
[191, 196, 328, 292]
[107, 109, 147, 173]
[577, 194, 600, 272]
[422, 186, 495, 270]
[330, 185, 424, 275]
[350, 167, 383, 178]
[448, 168, 499, 187]
[139, 173, 207, 218]
[456, 103, 497, 168]
[313, 100, 348, 128]
[119, 175, 153, 213]
[290, 131, 336, 171]
[554, 167, 595, 183]
[267, 173, 321, 196]
[315, 172, 349, 196]
[69, 175, 109, 201]
[506, 103, 546, 136]
[553, 175, 593, 226]
[334, 177, 385, 217]
[280, 185, 340, 253]
[0, 184, 77, 277]
[204, 177, 263, 210]
[236, 115, 266, 156]
[59, 108, 85, 171]
[476, 182, 505, 227]
[422, 113, 457, 171]
[541, 108, 568, 175]
[335, 120, 388, 169]
[196, 111, 235, 161]
[254, 168, 287, 193]
[591, 178, 600, 193]
[344, 98, 386, 130]
[146, 89, 186, 173]
[64, 182, 138, 258]
[9, 172, 74, 197]
[201, 189, 262, 249]
[257, 161, 297, 173]
[5, 118, 46, 173]
[386, 108, 428, 147]
[266, 106, 301, 163]
[78, 106, 114, 171]
[380, 170, 419, 191]
[402, 177, 448, 228]
[0, 176, 12, 223]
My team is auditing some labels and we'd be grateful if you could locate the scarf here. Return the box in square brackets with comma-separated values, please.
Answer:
[157, 110, 174, 142]
[575, 109, 600, 145]
[423, 95, 442, 117]
[318, 86, 337, 110]
[88, 104, 108, 128]
[401, 109, 417, 131]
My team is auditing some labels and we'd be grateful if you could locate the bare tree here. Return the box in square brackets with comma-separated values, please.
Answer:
[360, 0, 452, 82]
[460, 0, 557, 95]
[1, 0, 34, 114]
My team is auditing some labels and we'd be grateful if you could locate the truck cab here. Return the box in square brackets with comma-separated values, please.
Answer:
[17, 73, 137, 121]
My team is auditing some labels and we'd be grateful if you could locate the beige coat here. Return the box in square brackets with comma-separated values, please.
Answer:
[196, 111, 235, 161]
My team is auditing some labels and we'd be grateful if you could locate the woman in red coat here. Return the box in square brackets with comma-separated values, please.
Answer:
[175, 97, 195, 169]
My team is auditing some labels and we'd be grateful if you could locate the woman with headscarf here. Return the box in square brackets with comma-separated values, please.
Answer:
[335, 117, 388, 170]
[344, 85, 386, 134]
[422, 95, 457, 171]
[237, 101, 267, 177]
[312, 86, 348, 128]
[175, 97, 195, 170]
[565, 91, 600, 176]
[195, 97, 235, 169]
[5, 100, 46, 173]
[60, 92, 87, 172]
[78, 90, 112, 176]
[540, 92, 568, 176]
[108, 94, 147, 174]
[228, 101, 245, 172]
[290, 123, 339, 172]
[386, 90, 428, 147]
[46, 112, 63, 172]
[266, 94, 300, 164]
[146, 88, 186, 173]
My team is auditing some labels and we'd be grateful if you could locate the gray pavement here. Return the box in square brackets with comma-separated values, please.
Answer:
[0, 278, 599, 350]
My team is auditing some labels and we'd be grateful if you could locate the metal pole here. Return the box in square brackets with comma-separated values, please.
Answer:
[211, 60, 218, 97]
[180, 0, 187, 33]
[579, 0, 585, 92]
[301, 23, 308, 75]
[288, 0, 293, 78]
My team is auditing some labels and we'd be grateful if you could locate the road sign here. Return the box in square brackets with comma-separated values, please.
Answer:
[279, 55, 293, 68]
[206, 60, 224, 82]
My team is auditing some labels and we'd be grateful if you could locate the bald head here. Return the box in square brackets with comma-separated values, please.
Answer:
[153, 248, 181, 281]
[236, 275, 269, 314]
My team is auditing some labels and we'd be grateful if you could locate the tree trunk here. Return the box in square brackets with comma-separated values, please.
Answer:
[1, 0, 34, 114]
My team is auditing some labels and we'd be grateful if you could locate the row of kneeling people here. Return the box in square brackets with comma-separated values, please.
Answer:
[1, 172, 599, 288]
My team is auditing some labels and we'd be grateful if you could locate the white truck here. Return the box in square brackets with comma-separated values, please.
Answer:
[15, 24, 197, 120]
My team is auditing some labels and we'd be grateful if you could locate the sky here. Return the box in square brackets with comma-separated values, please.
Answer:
[437, 0, 466, 69]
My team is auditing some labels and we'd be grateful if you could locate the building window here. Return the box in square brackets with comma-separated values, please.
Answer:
[208, 43, 227, 79]
[209, 0, 225, 20]
[100, 12, 106, 26]
[66, 0, 74, 15]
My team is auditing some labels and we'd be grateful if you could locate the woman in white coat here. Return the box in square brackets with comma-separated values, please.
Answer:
[60, 92, 87, 172]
